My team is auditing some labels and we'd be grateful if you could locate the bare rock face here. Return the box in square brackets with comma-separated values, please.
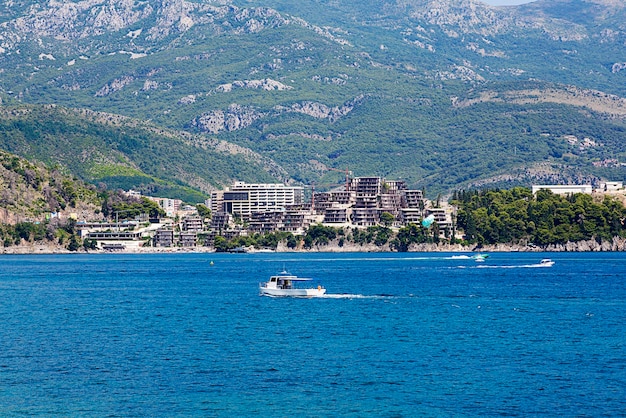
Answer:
[191, 94, 365, 134]
[95, 75, 135, 97]
[274, 95, 365, 122]
[11, 0, 155, 40]
[410, 0, 509, 36]
[216, 78, 293, 92]
[191, 104, 264, 134]
[2, 0, 294, 51]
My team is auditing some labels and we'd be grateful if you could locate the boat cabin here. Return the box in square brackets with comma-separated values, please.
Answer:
[260, 271, 325, 297]
[267, 275, 295, 289]
[265, 272, 315, 290]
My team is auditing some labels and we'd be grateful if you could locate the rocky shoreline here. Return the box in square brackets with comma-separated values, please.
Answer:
[3, 236, 626, 255]
[277, 236, 626, 252]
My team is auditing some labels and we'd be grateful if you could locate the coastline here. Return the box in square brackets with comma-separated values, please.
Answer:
[2, 236, 626, 255]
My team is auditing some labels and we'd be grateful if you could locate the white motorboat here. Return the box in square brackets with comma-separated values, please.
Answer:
[539, 258, 555, 267]
[259, 271, 326, 297]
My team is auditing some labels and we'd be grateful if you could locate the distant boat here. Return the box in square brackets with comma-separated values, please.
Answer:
[248, 248, 275, 253]
[472, 254, 489, 262]
[259, 271, 326, 297]
[539, 258, 555, 267]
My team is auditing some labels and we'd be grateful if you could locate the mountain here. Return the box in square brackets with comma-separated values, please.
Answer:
[0, 0, 625, 197]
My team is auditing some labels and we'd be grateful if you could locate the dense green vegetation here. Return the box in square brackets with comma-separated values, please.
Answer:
[212, 223, 439, 252]
[100, 194, 166, 221]
[453, 188, 626, 246]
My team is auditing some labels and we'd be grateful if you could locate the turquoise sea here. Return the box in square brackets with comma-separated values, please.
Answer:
[0, 252, 624, 416]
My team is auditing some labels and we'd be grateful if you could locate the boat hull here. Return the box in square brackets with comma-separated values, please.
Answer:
[259, 287, 326, 297]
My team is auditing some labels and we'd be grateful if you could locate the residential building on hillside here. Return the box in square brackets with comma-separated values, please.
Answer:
[210, 182, 304, 218]
[352, 208, 380, 226]
[147, 197, 183, 217]
[378, 192, 403, 220]
[249, 211, 284, 234]
[352, 177, 381, 209]
[179, 231, 197, 247]
[426, 207, 454, 232]
[400, 208, 423, 224]
[349, 177, 383, 226]
[124, 189, 142, 198]
[313, 189, 353, 211]
[402, 189, 425, 208]
[182, 215, 203, 232]
[323, 205, 350, 224]
[210, 212, 230, 231]
[282, 208, 316, 234]
[399, 189, 426, 224]
[247, 207, 316, 235]
[153, 228, 174, 247]
[315, 177, 430, 227]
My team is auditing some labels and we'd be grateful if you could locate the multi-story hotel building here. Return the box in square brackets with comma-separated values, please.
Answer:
[211, 182, 304, 218]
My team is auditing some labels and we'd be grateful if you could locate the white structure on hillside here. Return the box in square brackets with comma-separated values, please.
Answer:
[531, 185, 593, 195]
[598, 181, 623, 192]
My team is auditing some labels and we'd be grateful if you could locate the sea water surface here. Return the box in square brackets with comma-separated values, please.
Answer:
[0, 252, 624, 416]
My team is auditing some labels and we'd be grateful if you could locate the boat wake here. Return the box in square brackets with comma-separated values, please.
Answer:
[476, 263, 553, 269]
[318, 294, 392, 299]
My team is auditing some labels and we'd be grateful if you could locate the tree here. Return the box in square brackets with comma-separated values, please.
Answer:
[196, 204, 211, 220]
[67, 234, 81, 251]
[380, 212, 394, 227]
[213, 236, 228, 252]
[83, 238, 98, 251]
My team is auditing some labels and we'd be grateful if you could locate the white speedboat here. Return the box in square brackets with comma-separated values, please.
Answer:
[539, 258, 555, 267]
[259, 271, 326, 297]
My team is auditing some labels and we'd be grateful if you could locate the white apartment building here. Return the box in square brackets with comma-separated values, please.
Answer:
[211, 182, 304, 218]
[146, 197, 183, 217]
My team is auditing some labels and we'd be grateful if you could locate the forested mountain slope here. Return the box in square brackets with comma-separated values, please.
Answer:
[0, 104, 284, 202]
[0, 0, 625, 196]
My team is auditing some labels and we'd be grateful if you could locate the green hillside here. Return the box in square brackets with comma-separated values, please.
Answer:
[0, 104, 282, 202]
